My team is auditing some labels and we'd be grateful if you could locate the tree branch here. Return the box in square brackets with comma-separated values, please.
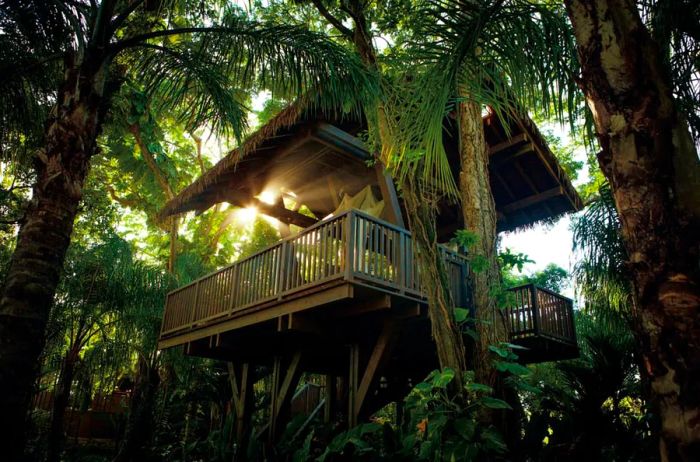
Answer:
[110, 26, 251, 54]
[310, 0, 354, 39]
[109, 0, 146, 34]
[190, 132, 206, 175]
[106, 184, 139, 208]
[128, 123, 175, 200]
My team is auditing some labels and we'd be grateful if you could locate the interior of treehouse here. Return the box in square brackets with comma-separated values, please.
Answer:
[156, 104, 583, 441]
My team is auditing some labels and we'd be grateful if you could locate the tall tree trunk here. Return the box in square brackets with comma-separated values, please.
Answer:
[0, 54, 110, 459]
[47, 347, 79, 462]
[341, 0, 468, 384]
[565, 1, 700, 459]
[402, 177, 469, 380]
[457, 101, 505, 385]
[114, 355, 160, 462]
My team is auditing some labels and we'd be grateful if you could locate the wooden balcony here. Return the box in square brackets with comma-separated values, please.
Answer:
[159, 210, 469, 349]
[505, 284, 578, 363]
[158, 211, 578, 366]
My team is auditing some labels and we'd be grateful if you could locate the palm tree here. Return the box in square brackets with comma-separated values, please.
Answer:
[563, 1, 700, 457]
[380, 0, 578, 402]
[0, 1, 377, 456]
[572, 183, 634, 321]
[523, 313, 652, 461]
[304, 0, 471, 388]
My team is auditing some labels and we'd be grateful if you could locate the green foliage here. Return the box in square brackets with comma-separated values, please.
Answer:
[290, 343, 538, 462]
[521, 313, 654, 461]
[572, 183, 632, 317]
[498, 248, 534, 274]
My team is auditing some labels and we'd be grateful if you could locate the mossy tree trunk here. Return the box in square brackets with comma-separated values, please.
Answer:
[114, 354, 161, 462]
[565, 1, 700, 459]
[47, 345, 80, 462]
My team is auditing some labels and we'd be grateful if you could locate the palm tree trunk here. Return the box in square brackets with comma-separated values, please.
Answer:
[339, 0, 468, 386]
[565, 1, 700, 459]
[457, 101, 505, 386]
[47, 347, 80, 462]
[0, 54, 110, 457]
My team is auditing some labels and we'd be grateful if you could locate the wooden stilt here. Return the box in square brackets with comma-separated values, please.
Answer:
[227, 362, 254, 454]
[324, 374, 336, 424]
[347, 320, 396, 428]
[268, 351, 303, 442]
[348, 344, 360, 428]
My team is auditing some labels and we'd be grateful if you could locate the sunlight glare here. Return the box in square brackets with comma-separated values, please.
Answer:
[258, 189, 277, 205]
[235, 206, 258, 225]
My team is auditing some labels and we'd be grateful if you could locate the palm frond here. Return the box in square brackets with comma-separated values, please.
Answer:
[116, 11, 380, 141]
[381, 0, 580, 197]
[572, 183, 633, 317]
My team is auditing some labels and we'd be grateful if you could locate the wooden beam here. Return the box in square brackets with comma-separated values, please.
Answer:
[490, 142, 535, 169]
[277, 313, 323, 335]
[355, 320, 395, 418]
[158, 284, 354, 349]
[269, 351, 303, 441]
[374, 163, 405, 228]
[500, 187, 563, 214]
[493, 170, 517, 201]
[227, 362, 253, 448]
[224, 194, 318, 228]
[513, 159, 555, 217]
[324, 374, 336, 423]
[336, 295, 391, 318]
[348, 319, 397, 427]
[348, 344, 360, 428]
[488, 133, 528, 156]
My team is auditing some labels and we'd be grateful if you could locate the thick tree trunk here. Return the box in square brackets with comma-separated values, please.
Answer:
[402, 178, 468, 383]
[114, 356, 160, 462]
[0, 55, 109, 458]
[565, 1, 700, 459]
[457, 101, 505, 386]
[47, 348, 79, 462]
[338, 0, 468, 385]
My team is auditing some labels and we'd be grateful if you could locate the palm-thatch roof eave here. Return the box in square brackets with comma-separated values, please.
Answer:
[157, 101, 308, 221]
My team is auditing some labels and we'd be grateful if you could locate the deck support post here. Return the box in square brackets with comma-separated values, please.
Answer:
[227, 362, 254, 454]
[530, 284, 541, 336]
[268, 351, 303, 443]
[324, 374, 336, 423]
[347, 319, 396, 428]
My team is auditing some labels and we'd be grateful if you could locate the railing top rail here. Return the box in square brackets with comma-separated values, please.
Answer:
[507, 283, 574, 304]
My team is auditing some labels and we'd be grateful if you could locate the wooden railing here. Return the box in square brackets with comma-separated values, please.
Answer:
[505, 284, 576, 344]
[161, 210, 469, 337]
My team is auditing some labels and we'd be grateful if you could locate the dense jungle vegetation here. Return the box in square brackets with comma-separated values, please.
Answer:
[0, 0, 698, 461]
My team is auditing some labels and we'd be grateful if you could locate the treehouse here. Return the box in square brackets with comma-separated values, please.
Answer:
[156, 103, 581, 440]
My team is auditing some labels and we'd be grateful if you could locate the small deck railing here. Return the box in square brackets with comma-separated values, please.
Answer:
[505, 284, 576, 344]
[160, 210, 469, 337]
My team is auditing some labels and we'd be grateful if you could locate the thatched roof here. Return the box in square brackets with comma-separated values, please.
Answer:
[157, 101, 308, 221]
[158, 102, 583, 235]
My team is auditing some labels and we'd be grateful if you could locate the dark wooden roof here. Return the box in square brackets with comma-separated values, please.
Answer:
[436, 112, 583, 237]
[159, 105, 582, 235]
